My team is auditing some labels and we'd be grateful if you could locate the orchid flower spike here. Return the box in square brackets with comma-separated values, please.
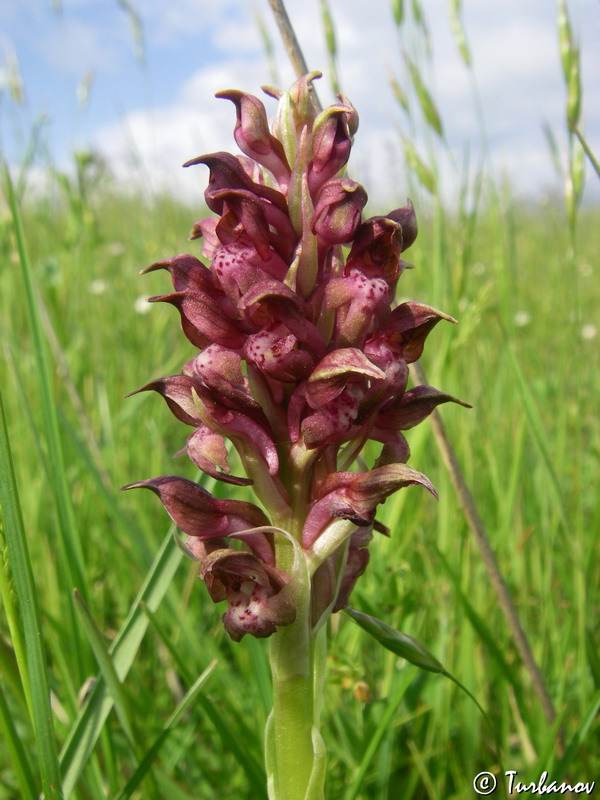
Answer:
[125, 75, 467, 641]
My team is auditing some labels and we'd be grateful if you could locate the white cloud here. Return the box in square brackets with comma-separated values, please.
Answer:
[93, 57, 274, 197]
[89, 0, 599, 203]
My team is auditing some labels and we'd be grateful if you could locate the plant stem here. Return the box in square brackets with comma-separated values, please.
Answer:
[267, 598, 326, 800]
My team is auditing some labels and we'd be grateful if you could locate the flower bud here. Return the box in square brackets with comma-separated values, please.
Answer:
[312, 179, 368, 245]
[309, 104, 353, 194]
[216, 89, 291, 188]
[387, 199, 418, 252]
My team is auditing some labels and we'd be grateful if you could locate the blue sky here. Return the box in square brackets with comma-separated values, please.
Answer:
[1, 0, 599, 204]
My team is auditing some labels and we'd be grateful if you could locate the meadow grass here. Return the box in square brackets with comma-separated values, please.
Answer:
[1, 160, 598, 799]
[1, 0, 599, 795]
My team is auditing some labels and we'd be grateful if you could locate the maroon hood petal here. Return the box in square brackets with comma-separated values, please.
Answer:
[216, 89, 291, 189]
[121, 476, 231, 537]
[311, 178, 368, 246]
[184, 151, 288, 213]
[186, 425, 253, 486]
[306, 348, 384, 408]
[387, 199, 418, 252]
[383, 302, 457, 363]
[142, 253, 214, 293]
[376, 385, 471, 431]
[346, 216, 403, 283]
[148, 290, 244, 350]
[121, 475, 269, 537]
[303, 464, 437, 546]
[128, 375, 203, 426]
[308, 104, 354, 194]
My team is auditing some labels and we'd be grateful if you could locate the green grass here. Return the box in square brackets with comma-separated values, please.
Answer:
[1, 2, 598, 791]
[1, 155, 598, 798]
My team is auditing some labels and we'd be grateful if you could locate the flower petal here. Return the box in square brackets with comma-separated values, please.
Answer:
[148, 290, 244, 349]
[387, 199, 418, 252]
[191, 345, 260, 413]
[311, 178, 368, 245]
[384, 302, 456, 363]
[308, 104, 354, 193]
[129, 375, 203, 426]
[121, 475, 269, 537]
[303, 464, 437, 546]
[186, 426, 252, 486]
[141, 253, 214, 293]
[377, 385, 471, 431]
[200, 549, 295, 641]
[306, 348, 385, 408]
[189, 217, 220, 259]
[301, 391, 360, 449]
[245, 325, 314, 383]
[346, 216, 403, 283]
[216, 89, 291, 188]
[184, 151, 288, 213]
[121, 476, 230, 537]
[326, 269, 390, 346]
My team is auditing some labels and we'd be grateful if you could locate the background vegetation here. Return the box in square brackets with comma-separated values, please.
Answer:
[1, 1, 598, 798]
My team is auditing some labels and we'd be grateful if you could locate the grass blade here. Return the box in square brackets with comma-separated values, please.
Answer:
[449, 0, 471, 66]
[73, 589, 137, 749]
[569, 120, 600, 179]
[59, 529, 184, 796]
[112, 660, 218, 800]
[3, 165, 88, 602]
[343, 668, 415, 800]
[320, 0, 340, 95]
[407, 58, 444, 137]
[0, 391, 63, 798]
[344, 607, 492, 727]
[503, 333, 570, 532]
[403, 138, 437, 193]
[195, 694, 267, 796]
[554, 690, 600, 779]
[390, 0, 405, 26]
[0, 685, 38, 800]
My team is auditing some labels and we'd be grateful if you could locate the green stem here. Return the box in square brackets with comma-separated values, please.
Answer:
[266, 551, 327, 800]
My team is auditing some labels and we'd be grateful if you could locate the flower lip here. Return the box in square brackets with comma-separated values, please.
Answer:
[200, 548, 295, 641]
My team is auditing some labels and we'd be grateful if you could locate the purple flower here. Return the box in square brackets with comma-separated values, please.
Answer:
[125, 75, 466, 640]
